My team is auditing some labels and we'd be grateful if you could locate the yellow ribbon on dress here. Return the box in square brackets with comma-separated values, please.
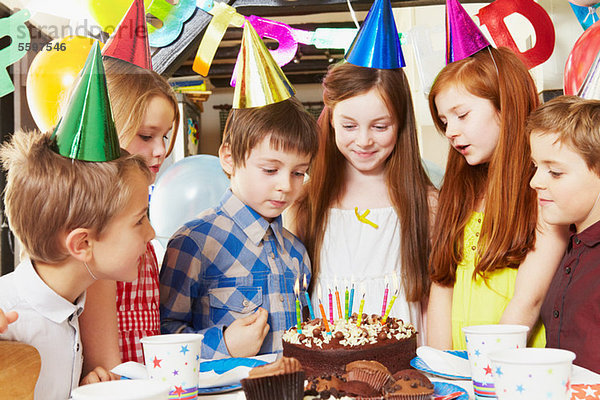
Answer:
[354, 207, 379, 229]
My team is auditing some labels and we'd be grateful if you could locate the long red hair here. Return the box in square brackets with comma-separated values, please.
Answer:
[295, 62, 433, 302]
[428, 47, 539, 285]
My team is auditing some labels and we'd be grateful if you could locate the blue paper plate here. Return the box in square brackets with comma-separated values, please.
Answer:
[410, 350, 470, 380]
[197, 357, 269, 395]
[197, 383, 241, 394]
[433, 381, 469, 400]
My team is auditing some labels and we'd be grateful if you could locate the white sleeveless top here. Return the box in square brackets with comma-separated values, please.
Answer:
[310, 207, 425, 344]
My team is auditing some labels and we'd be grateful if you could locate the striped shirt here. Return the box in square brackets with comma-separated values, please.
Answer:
[159, 189, 311, 359]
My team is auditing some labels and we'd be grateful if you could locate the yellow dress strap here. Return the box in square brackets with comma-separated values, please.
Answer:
[451, 212, 546, 349]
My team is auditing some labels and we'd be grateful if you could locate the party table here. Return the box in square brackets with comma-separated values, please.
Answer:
[195, 363, 600, 399]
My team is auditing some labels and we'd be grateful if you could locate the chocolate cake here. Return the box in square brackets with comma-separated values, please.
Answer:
[282, 313, 417, 378]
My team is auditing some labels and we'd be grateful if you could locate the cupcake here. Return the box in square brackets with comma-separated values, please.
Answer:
[384, 369, 434, 400]
[346, 360, 393, 391]
[241, 356, 305, 400]
[342, 380, 383, 399]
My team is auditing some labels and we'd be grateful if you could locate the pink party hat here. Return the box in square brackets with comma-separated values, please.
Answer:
[102, 0, 153, 70]
[446, 0, 490, 64]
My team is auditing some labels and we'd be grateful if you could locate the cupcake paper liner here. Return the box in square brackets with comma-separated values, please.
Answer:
[348, 368, 392, 391]
[242, 370, 305, 400]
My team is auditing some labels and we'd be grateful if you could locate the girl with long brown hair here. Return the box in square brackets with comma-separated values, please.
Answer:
[290, 62, 435, 341]
[427, 47, 567, 350]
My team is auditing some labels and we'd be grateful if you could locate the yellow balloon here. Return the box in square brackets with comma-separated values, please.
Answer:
[26, 36, 102, 132]
[86, 0, 152, 34]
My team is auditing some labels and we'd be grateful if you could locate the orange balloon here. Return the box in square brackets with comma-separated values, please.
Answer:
[26, 36, 102, 132]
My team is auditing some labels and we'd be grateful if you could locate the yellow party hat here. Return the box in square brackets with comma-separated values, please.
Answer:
[233, 20, 295, 109]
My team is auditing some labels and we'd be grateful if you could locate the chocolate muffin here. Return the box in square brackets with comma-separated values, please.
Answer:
[384, 369, 434, 400]
[241, 356, 305, 400]
[346, 360, 393, 391]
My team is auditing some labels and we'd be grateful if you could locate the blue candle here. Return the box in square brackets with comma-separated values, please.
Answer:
[348, 284, 355, 319]
[302, 275, 315, 320]
[304, 291, 315, 320]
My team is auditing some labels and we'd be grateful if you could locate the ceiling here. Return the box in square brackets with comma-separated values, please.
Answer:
[154, 0, 488, 88]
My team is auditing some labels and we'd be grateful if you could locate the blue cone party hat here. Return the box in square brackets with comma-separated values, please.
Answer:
[51, 41, 121, 162]
[345, 0, 405, 69]
[446, 0, 490, 64]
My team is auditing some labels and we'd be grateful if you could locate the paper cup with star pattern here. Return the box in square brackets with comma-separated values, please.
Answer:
[488, 348, 575, 400]
[462, 325, 529, 399]
[140, 334, 203, 400]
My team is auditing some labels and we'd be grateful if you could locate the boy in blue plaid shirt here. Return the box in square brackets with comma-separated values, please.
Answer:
[159, 97, 319, 358]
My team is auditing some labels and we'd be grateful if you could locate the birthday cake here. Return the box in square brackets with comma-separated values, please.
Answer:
[282, 314, 417, 378]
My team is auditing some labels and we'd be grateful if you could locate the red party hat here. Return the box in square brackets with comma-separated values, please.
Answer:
[102, 0, 153, 70]
[446, 0, 490, 64]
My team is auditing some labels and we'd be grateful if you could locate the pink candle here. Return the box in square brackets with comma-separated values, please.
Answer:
[381, 283, 389, 316]
[328, 289, 334, 324]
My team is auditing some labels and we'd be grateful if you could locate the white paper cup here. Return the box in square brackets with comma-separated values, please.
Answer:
[462, 324, 529, 399]
[488, 348, 575, 400]
[71, 380, 170, 400]
[140, 333, 203, 399]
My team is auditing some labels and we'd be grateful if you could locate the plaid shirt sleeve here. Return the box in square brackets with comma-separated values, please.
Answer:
[159, 229, 230, 359]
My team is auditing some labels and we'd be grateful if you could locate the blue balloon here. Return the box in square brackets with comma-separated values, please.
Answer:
[149, 155, 230, 247]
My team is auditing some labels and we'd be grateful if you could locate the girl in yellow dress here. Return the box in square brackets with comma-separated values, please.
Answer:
[426, 47, 568, 350]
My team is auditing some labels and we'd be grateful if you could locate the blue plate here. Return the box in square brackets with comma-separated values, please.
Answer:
[197, 383, 241, 394]
[433, 381, 469, 400]
[410, 350, 470, 380]
[197, 357, 268, 395]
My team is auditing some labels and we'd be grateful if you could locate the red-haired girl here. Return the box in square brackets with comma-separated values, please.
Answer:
[427, 47, 568, 349]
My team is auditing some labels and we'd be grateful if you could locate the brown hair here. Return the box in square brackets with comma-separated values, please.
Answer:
[527, 96, 600, 176]
[103, 57, 180, 156]
[295, 62, 433, 302]
[428, 47, 539, 285]
[221, 97, 319, 166]
[1, 130, 151, 263]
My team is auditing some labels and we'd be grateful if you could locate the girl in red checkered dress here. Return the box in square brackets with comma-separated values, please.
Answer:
[78, 57, 180, 378]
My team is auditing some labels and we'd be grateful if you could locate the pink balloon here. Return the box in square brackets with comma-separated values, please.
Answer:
[564, 20, 600, 95]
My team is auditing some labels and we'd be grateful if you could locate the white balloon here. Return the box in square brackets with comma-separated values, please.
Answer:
[149, 155, 230, 247]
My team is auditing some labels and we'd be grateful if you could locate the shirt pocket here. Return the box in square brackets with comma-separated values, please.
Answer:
[208, 286, 263, 322]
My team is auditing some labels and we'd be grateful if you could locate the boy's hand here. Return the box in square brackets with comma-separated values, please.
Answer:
[224, 307, 269, 357]
[0, 309, 18, 333]
[80, 366, 119, 385]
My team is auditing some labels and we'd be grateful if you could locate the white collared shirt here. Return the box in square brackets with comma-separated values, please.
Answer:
[0, 259, 85, 400]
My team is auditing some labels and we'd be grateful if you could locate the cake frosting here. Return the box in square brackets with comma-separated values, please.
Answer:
[282, 313, 417, 378]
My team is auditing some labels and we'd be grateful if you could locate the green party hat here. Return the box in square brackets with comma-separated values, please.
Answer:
[51, 41, 121, 161]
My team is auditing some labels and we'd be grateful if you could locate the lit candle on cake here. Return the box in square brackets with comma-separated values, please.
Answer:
[317, 285, 330, 334]
[348, 283, 355, 320]
[303, 275, 315, 320]
[294, 278, 302, 334]
[335, 286, 343, 320]
[381, 280, 389, 317]
[381, 290, 398, 324]
[356, 293, 365, 326]
[344, 286, 349, 321]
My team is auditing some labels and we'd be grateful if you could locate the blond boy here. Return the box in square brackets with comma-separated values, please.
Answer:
[0, 131, 155, 398]
[529, 96, 600, 373]
[160, 97, 318, 358]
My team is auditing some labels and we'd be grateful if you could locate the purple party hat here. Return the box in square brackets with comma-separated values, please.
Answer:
[446, 0, 490, 64]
